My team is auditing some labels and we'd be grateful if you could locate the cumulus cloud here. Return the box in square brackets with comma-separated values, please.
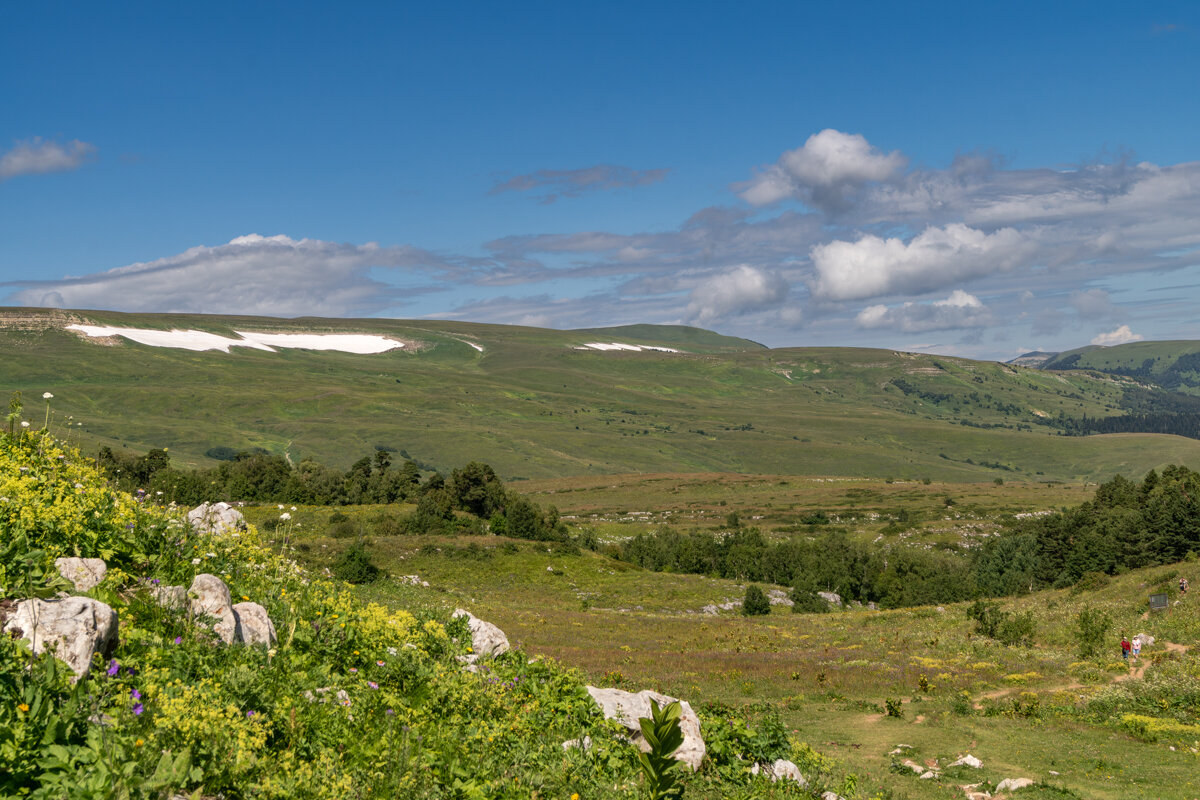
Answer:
[856, 290, 993, 333]
[1069, 288, 1123, 320]
[489, 164, 670, 204]
[0, 138, 97, 181]
[737, 129, 906, 211]
[685, 265, 789, 325]
[1091, 325, 1143, 346]
[810, 223, 1030, 301]
[3, 234, 462, 316]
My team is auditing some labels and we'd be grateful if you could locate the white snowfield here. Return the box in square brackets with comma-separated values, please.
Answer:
[66, 325, 405, 354]
[575, 342, 680, 353]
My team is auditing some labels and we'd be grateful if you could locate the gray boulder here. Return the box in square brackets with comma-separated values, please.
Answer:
[585, 685, 706, 771]
[751, 759, 808, 786]
[54, 557, 108, 591]
[187, 501, 247, 534]
[189, 573, 240, 644]
[997, 777, 1035, 792]
[818, 591, 843, 607]
[233, 601, 277, 646]
[2, 596, 118, 679]
[452, 608, 510, 662]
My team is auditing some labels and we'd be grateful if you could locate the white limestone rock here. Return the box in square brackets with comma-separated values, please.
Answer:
[751, 759, 808, 786]
[189, 573, 240, 644]
[452, 608, 510, 663]
[54, 557, 108, 591]
[584, 685, 706, 771]
[187, 501, 247, 535]
[818, 591, 843, 607]
[233, 601, 277, 646]
[2, 596, 118, 679]
[996, 777, 1035, 792]
[949, 754, 983, 769]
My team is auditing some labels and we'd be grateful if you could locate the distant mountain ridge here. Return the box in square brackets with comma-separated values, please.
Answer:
[5, 308, 1200, 482]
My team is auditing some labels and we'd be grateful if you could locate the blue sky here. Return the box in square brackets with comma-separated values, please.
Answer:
[3, 1, 1200, 359]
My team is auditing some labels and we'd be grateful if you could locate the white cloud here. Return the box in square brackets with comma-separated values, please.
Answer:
[1091, 325, 1143, 346]
[810, 223, 1030, 301]
[737, 129, 906, 211]
[5, 234, 454, 316]
[856, 290, 993, 333]
[0, 138, 97, 181]
[685, 265, 789, 325]
[1069, 288, 1122, 320]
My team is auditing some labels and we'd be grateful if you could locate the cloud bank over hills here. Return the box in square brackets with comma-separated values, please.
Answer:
[6, 130, 1200, 360]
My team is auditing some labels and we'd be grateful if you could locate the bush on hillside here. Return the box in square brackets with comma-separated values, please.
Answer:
[332, 540, 381, 584]
[1075, 606, 1112, 659]
[742, 584, 771, 616]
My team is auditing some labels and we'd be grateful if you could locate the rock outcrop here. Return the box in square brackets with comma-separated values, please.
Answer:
[751, 758, 808, 786]
[233, 601, 277, 646]
[54, 557, 108, 591]
[452, 608, 510, 663]
[189, 573, 240, 644]
[996, 777, 1035, 792]
[187, 501, 247, 534]
[2, 596, 118, 679]
[585, 685, 706, 771]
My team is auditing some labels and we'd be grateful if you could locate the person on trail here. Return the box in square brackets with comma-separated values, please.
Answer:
[1182, 577, 1190, 595]
[1131, 635, 1142, 660]
[1121, 634, 1131, 661]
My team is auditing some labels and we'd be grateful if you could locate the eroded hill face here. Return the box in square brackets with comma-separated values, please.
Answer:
[4, 308, 1200, 482]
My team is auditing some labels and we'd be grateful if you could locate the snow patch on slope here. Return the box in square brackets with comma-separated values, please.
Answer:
[66, 325, 404, 354]
[575, 342, 680, 353]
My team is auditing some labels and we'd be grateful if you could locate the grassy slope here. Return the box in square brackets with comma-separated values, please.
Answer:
[6, 309, 1200, 483]
[274, 513, 1200, 800]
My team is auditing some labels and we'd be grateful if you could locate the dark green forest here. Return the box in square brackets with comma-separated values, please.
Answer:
[618, 466, 1200, 609]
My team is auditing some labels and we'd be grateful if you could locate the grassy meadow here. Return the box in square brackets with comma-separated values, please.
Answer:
[244, 476, 1200, 800]
[7, 309, 1200, 484]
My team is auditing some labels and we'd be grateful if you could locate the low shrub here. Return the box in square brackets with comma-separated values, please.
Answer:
[742, 584, 771, 616]
[332, 540, 381, 584]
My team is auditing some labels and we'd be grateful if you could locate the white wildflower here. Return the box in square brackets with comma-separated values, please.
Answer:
[191, 557, 201, 565]
[280, 512, 291, 521]
[42, 392, 53, 399]
[20, 421, 29, 428]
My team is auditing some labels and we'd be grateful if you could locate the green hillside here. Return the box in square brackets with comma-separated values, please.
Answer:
[1044, 340, 1200, 394]
[5, 308, 1200, 482]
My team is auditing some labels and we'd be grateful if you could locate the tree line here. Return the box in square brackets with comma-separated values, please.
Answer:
[616, 465, 1200, 608]
[96, 447, 568, 542]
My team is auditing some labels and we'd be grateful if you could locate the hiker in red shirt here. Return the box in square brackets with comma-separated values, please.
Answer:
[1121, 634, 1131, 661]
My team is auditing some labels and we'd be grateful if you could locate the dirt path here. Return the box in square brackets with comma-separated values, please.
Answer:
[971, 641, 1190, 704]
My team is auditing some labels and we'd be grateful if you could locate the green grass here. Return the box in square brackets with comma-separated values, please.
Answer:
[6, 308, 1200, 485]
[262, 496, 1200, 800]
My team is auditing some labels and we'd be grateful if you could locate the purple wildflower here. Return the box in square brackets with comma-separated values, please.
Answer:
[386, 709, 396, 716]
[132, 703, 144, 716]
[130, 689, 141, 700]
[246, 710, 256, 719]
[349, 667, 358, 674]
[173, 636, 182, 645]
[368, 681, 379, 690]
[106, 660, 119, 677]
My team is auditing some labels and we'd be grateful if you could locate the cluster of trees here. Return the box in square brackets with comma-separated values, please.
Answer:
[619, 465, 1200, 609]
[97, 447, 568, 542]
[976, 465, 1200, 593]
[617, 527, 974, 609]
